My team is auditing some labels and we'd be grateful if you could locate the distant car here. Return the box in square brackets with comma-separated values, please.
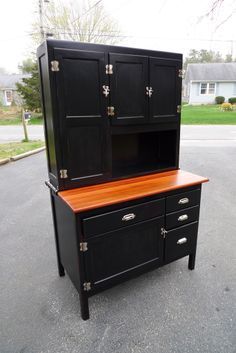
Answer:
[24, 112, 31, 120]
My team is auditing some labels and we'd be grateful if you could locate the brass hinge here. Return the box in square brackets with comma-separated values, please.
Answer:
[178, 69, 185, 78]
[105, 64, 113, 74]
[51, 60, 59, 72]
[80, 242, 88, 252]
[83, 282, 91, 291]
[177, 105, 181, 113]
[161, 228, 168, 239]
[59, 169, 68, 179]
[107, 106, 115, 117]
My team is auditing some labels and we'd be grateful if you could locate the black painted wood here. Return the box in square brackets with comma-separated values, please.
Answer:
[37, 40, 182, 190]
[84, 216, 164, 287]
[166, 188, 201, 213]
[164, 222, 199, 264]
[149, 57, 182, 122]
[109, 53, 149, 125]
[166, 205, 200, 230]
[82, 198, 165, 238]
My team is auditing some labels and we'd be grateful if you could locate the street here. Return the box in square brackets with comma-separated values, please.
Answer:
[1, 125, 236, 144]
[0, 144, 235, 353]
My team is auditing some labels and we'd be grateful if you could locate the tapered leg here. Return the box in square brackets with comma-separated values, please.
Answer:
[188, 252, 196, 270]
[50, 191, 65, 277]
[80, 293, 89, 320]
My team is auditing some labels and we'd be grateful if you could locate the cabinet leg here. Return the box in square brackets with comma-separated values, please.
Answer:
[50, 191, 65, 277]
[188, 252, 196, 270]
[80, 293, 90, 320]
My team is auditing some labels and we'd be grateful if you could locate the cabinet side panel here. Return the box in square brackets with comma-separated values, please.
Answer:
[53, 195, 82, 292]
[38, 53, 58, 182]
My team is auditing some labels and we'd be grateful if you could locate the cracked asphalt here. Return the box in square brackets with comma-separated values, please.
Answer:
[0, 143, 235, 353]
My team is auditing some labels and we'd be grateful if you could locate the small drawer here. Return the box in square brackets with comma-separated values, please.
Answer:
[82, 198, 165, 238]
[166, 205, 199, 230]
[165, 222, 199, 263]
[166, 189, 201, 213]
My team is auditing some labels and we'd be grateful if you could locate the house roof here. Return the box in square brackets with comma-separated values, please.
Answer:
[185, 63, 236, 82]
[0, 74, 30, 90]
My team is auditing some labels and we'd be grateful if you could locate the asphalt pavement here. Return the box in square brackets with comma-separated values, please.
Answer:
[0, 143, 235, 352]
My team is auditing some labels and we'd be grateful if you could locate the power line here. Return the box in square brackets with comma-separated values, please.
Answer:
[71, 0, 103, 24]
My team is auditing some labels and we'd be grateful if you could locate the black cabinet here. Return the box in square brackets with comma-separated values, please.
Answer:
[37, 40, 182, 190]
[38, 40, 208, 321]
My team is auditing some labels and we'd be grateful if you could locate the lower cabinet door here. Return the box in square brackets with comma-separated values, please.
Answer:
[84, 216, 164, 288]
[164, 222, 199, 263]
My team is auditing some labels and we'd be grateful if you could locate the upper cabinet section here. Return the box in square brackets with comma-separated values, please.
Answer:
[149, 58, 182, 122]
[109, 53, 149, 125]
[54, 48, 107, 119]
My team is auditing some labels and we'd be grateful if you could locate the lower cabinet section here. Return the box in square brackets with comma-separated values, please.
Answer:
[84, 217, 164, 287]
[52, 184, 203, 320]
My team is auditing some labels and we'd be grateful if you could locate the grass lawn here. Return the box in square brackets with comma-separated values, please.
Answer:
[0, 140, 45, 159]
[182, 104, 236, 124]
[0, 107, 43, 125]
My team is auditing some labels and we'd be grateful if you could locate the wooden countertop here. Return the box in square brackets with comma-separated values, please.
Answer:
[58, 170, 209, 213]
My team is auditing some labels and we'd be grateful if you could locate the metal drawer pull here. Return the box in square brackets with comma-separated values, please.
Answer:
[177, 237, 187, 245]
[122, 213, 136, 221]
[178, 197, 189, 204]
[178, 214, 188, 222]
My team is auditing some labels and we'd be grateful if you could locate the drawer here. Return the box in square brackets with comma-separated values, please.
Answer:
[165, 222, 199, 263]
[166, 189, 201, 213]
[166, 205, 199, 230]
[82, 198, 165, 238]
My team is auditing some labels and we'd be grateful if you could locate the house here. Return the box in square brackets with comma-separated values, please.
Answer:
[183, 63, 236, 104]
[0, 74, 30, 106]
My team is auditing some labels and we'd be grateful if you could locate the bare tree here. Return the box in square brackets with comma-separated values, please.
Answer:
[32, 0, 122, 45]
[198, 0, 236, 30]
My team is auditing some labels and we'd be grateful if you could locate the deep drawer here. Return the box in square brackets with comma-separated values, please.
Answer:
[82, 198, 165, 238]
[165, 221, 199, 263]
[166, 189, 200, 213]
[166, 205, 199, 230]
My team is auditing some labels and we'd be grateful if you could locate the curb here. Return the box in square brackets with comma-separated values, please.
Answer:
[0, 158, 10, 165]
[10, 146, 46, 161]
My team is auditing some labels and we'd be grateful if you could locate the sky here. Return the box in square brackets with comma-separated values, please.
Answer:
[0, 0, 235, 73]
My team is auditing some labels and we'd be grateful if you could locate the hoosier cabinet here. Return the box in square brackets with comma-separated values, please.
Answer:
[37, 39, 208, 320]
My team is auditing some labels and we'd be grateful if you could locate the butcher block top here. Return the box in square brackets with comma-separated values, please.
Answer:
[58, 170, 209, 213]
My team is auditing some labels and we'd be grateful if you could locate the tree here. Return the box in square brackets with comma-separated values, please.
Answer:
[18, 58, 35, 74]
[184, 49, 235, 69]
[16, 61, 41, 111]
[32, 0, 122, 45]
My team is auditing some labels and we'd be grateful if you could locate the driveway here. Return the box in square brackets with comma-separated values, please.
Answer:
[0, 146, 235, 353]
[1, 125, 236, 144]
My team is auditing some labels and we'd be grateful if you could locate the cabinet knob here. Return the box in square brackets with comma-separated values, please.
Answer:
[177, 237, 187, 245]
[122, 213, 136, 221]
[178, 197, 189, 204]
[178, 214, 188, 222]
[146, 86, 154, 97]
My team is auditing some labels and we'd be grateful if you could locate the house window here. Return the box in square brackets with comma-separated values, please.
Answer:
[5, 90, 13, 102]
[200, 83, 216, 95]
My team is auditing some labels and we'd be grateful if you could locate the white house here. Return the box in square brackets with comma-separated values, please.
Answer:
[183, 63, 236, 104]
[0, 74, 30, 106]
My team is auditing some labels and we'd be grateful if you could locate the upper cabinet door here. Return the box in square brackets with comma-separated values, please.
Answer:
[109, 53, 149, 125]
[53, 49, 111, 188]
[149, 58, 182, 122]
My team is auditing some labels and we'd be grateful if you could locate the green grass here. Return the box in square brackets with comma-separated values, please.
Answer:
[0, 114, 43, 125]
[0, 107, 43, 125]
[0, 140, 45, 159]
[182, 104, 236, 124]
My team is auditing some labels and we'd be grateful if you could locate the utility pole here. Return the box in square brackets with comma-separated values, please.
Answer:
[39, 0, 45, 41]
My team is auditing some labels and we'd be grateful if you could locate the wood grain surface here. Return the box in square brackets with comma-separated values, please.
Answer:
[58, 170, 209, 213]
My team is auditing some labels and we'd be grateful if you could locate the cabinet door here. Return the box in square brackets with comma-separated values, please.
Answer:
[54, 49, 111, 188]
[109, 53, 148, 125]
[149, 58, 182, 122]
[84, 217, 164, 290]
